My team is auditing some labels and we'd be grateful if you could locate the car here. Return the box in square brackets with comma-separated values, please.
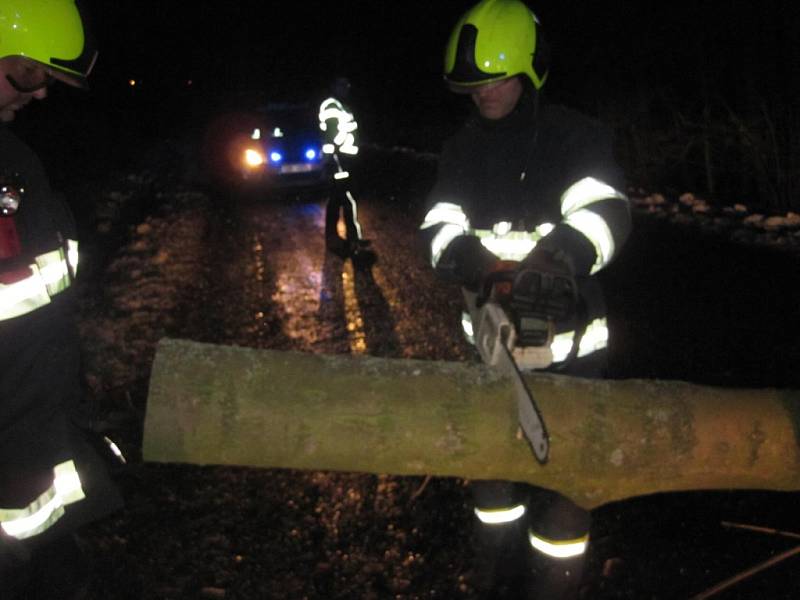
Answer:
[202, 95, 331, 197]
[238, 100, 329, 192]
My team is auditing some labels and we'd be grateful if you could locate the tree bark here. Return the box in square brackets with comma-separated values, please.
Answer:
[143, 337, 800, 510]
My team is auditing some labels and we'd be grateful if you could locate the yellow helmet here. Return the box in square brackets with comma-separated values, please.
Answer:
[0, 0, 97, 89]
[444, 0, 549, 93]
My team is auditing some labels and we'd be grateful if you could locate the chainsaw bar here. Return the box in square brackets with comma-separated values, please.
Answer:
[463, 288, 550, 464]
[497, 340, 549, 463]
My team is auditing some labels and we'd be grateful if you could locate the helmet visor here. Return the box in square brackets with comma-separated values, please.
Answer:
[445, 76, 508, 95]
[1, 54, 96, 92]
[2, 56, 53, 92]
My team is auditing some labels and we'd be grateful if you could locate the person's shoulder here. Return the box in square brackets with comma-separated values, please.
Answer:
[539, 103, 615, 150]
[541, 103, 608, 133]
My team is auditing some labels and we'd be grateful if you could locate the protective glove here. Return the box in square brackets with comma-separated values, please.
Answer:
[436, 234, 498, 289]
[512, 249, 577, 323]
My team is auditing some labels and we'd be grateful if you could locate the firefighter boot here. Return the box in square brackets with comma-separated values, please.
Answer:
[350, 243, 376, 269]
[471, 480, 531, 598]
[523, 489, 591, 600]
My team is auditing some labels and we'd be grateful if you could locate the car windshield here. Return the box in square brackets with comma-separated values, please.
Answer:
[260, 102, 316, 134]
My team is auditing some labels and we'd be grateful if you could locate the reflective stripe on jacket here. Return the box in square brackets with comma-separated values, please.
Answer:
[421, 174, 627, 274]
[318, 97, 359, 156]
[0, 239, 77, 321]
[0, 460, 85, 540]
[420, 99, 631, 278]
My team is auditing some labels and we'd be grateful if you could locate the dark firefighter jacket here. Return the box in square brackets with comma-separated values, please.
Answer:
[420, 91, 631, 366]
[0, 126, 121, 556]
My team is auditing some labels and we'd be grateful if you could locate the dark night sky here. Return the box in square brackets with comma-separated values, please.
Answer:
[81, 1, 797, 93]
[20, 1, 799, 171]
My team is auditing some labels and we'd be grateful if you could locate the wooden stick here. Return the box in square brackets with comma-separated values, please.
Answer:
[721, 521, 800, 540]
[690, 544, 800, 599]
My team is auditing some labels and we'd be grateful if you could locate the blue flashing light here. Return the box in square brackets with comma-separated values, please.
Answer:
[305, 148, 318, 161]
[269, 151, 283, 163]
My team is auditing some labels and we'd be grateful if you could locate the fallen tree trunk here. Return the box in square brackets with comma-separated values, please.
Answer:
[143, 337, 800, 510]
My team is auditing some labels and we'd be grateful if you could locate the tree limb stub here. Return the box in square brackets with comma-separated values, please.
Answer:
[143, 338, 800, 510]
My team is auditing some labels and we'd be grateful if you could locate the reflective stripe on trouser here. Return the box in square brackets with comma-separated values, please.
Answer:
[326, 152, 363, 242]
[474, 507, 588, 560]
[528, 529, 589, 559]
[345, 191, 363, 239]
[0, 460, 85, 540]
[326, 188, 363, 242]
[0, 241, 77, 321]
[473, 481, 590, 561]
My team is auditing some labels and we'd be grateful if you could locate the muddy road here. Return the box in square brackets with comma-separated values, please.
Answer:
[76, 158, 800, 599]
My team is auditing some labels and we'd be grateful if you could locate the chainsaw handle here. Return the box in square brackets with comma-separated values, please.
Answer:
[475, 269, 516, 309]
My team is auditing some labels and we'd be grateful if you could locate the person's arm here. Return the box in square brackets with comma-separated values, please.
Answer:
[319, 98, 358, 156]
[419, 140, 496, 286]
[522, 120, 630, 277]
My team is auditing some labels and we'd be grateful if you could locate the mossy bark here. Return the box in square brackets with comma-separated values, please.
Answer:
[143, 338, 800, 510]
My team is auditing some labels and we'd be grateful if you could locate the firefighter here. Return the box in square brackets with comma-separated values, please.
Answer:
[319, 76, 374, 264]
[0, 1, 123, 598]
[419, 0, 631, 597]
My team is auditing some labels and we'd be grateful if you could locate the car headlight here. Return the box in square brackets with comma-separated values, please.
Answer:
[269, 151, 283, 164]
[304, 148, 318, 161]
[243, 148, 265, 168]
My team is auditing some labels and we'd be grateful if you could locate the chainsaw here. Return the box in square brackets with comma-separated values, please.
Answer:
[463, 259, 578, 464]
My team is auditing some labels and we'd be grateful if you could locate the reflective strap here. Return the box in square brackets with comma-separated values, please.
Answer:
[338, 140, 359, 155]
[461, 311, 474, 343]
[551, 318, 608, 363]
[474, 504, 526, 525]
[420, 202, 470, 268]
[0, 460, 86, 540]
[345, 191, 363, 239]
[66, 239, 79, 277]
[560, 177, 626, 216]
[420, 202, 470, 230]
[471, 222, 554, 261]
[0, 263, 53, 319]
[337, 119, 358, 134]
[318, 97, 344, 123]
[322, 143, 335, 154]
[464, 315, 607, 363]
[563, 210, 615, 274]
[560, 177, 626, 274]
[528, 529, 589, 559]
[334, 171, 350, 180]
[551, 330, 575, 363]
[576, 317, 609, 358]
[319, 97, 358, 154]
[36, 247, 72, 297]
[476, 233, 537, 260]
[1, 240, 78, 321]
[430, 224, 464, 268]
[103, 436, 127, 465]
